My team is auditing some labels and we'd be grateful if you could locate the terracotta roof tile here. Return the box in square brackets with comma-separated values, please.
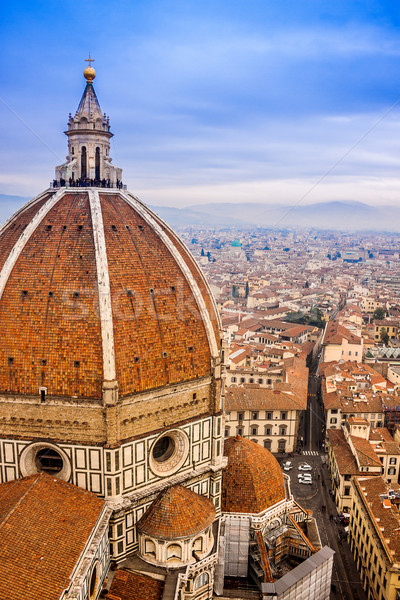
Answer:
[106, 569, 164, 600]
[137, 485, 215, 540]
[0, 473, 105, 600]
[222, 437, 286, 514]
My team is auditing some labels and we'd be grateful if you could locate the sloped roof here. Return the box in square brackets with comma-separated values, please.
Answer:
[0, 473, 105, 600]
[226, 385, 307, 411]
[106, 569, 164, 600]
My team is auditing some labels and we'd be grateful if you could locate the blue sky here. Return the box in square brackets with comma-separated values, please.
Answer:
[2, 0, 400, 207]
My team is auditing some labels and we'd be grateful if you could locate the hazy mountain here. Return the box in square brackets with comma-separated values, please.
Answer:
[174, 200, 400, 231]
[185, 200, 398, 231]
[1, 194, 399, 232]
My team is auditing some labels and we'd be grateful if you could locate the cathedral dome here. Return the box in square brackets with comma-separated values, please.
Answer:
[137, 484, 216, 540]
[222, 436, 286, 514]
[0, 189, 220, 399]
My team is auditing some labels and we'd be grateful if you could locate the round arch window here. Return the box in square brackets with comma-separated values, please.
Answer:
[89, 561, 100, 600]
[20, 442, 71, 481]
[149, 430, 189, 477]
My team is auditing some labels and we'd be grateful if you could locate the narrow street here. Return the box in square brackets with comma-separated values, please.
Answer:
[280, 360, 369, 600]
[278, 452, 368, 600]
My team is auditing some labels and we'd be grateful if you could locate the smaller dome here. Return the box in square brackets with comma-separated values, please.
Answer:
[222, 436, 286, 514]
[83, 66, 96, 83]
[137, 485, 216, 540]
[231, 238, 241, 247]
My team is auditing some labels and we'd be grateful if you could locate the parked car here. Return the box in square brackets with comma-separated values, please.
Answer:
[298, 463, 312, 471]
[299, 478, 312, 485]
[283, 461, 293, 471]
[298, 472, 312, 479]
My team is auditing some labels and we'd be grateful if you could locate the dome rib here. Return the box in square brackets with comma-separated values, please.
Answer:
[137, 485, 216, 540]
[88, 189, 116, 382]
[0, 188, 220, 398]
[123, 191, 219, 359]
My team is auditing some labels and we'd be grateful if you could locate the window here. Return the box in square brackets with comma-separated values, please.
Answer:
[225, 427, 230, 437]
[355, 352, 358, 356]
[194, 573, 209, 590]
[331, 409, 338, 414]
[388, 467, 396, 475]
[344, 486, 351, 496]
[266, 412, 273, 420]
[89, 562, 100, 600]
[251, 426, 258, 436]
[280, 412, 287, 420]
[330, 418, 337, 424]
[35, 448, 63, 474]
[390, 458, 397, 465]
[278, 439, 286, 451]
[258, 378, 263, 384]
[237, 428, 243, 436]
[240, 377, 245, 383]
[252, 412, 259, 420]
[193, 537, 203, 553]
[167, 544, 182, 561]
[238, 412, 244, 421]
[81, 146, 87, 178]
[264, 426, 272, 435]
[153, 436, 175, 463]
[279, 425, 287, 436]
[231, 376, 237, 383]
[264, 439, 271, 450]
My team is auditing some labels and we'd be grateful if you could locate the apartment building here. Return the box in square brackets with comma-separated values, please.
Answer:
[225, 382, 307, 454]
[327, 418, 400, 513]
[321, 321, 364, 363]
[349, 477, 400, 600]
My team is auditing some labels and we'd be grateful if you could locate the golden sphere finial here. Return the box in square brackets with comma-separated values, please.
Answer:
[84, 54, 96, 83]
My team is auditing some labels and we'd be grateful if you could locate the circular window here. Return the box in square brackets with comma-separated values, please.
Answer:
[150, 430, 189, 477]
[153, 436, 175, 463]
[20, 442, 71, 481]
[35, 448, 63, 474]
[89, 561, 100, 600]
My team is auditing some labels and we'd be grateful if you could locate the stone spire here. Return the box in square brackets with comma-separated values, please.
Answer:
[54, 57, 123, 187]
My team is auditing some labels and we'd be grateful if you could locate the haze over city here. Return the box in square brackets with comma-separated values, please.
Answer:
[2, 0, 400, 218]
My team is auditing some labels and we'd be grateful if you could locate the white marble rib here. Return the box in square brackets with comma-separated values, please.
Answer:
[0, 187, 65, 303]
[122, 191, 219, 359]
[88, 189, 116, 381]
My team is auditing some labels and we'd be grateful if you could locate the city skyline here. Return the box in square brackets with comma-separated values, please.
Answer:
[2, 0, 400, 213]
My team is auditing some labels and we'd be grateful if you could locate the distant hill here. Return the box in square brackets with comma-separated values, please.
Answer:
[1, 194, 399, 232]
[185, 200, 400, 231]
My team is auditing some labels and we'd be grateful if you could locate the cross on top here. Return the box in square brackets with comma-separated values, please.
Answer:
[85, 54, 95, 68]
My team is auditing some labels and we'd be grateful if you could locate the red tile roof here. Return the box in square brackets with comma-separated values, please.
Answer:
[222, 437, 286, 514]
[323, 321, 361, 345]
[0, 473, 105, 600]
[137, 485, 216, 540]
[226, 384, 307, 411]
[106, 569, 164, 600]
[0, 191, 220, 398]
